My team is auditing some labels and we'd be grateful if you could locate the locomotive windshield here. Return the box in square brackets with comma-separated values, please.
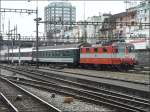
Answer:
[127, 45, 134, 53]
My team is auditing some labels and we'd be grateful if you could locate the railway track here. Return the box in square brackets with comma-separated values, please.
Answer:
[0, 64, 149, 112]
[1, 64, 149, 98]
[39, 64, 150, 75]
[0, 76, 61, 112]
[19, 65, 149, 98]
[129, 66, 150, 74]
[39, 66, 149, 85]
[0, 92, 18, 112]
[8, 76, 150, 112]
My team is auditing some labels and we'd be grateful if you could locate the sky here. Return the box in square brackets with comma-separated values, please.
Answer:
[0, 0, 140, 37]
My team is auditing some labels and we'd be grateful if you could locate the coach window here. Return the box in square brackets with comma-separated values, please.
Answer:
[94, 48, 98, 53]
[38, 52, 40, 57]
[52, 51, 55, 56]
[41, 52, 43, 57]
[49, 52, 51, 57]
[55, 51, 57, 56]
[45, 52, 47, 57]
[47, 52, 49, 57]
[66, 51, 70, 55]
[50, 52, 52, 56]
[102, 47, 107, 53]
[86, 48, 90, 53]
[43, 52, 45, 57]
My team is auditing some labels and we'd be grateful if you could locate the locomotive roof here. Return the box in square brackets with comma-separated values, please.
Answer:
[81, 42, 134, 48]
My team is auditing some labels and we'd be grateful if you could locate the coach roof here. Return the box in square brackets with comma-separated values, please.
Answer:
[33, 43, 91, 50]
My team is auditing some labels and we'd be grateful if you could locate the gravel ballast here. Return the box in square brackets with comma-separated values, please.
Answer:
[19, 85, 113, 112]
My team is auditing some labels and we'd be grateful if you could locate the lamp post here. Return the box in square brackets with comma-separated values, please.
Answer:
[18, 34, 21, 66]
[28, 0, 41, 68]
[148, 0, 150, 92]
[34, 0, 41, 69]
[0, 0, 1, 35]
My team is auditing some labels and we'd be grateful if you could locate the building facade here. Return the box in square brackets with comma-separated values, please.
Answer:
[44, 2, 76, 41]
[132, 0, 150, 38]
[86, 14, 111, 43]
[114, 10, 136, 38]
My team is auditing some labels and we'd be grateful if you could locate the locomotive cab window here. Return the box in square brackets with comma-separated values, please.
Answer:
[94, 48, 98, 53]
[127, 46, 134, 53]
[102, 47, 107, 53]
[86, 48, 90, 53]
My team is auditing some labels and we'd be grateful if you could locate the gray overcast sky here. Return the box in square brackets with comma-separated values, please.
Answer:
[1, 0, 139, 36]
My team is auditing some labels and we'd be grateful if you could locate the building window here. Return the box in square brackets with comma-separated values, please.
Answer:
[120, 17, 123, 21]
[64, 11, 70, 14]
[131, 15, 134, 19]
[144, 9, 147, 13]
[145, 17, 147, 22]
[119, 31, 123, 36]
[56, 8, 62, 10]
[64, 18, 70, 21]
[120, 24, 123, 28]
[64, 8, 70, 11]
[139, 24, 143, 30]
[51, 11, 54, 14]
[51, 8, 54, 11]
[64, 15, 70, 17]
[131, 21, 134, 26]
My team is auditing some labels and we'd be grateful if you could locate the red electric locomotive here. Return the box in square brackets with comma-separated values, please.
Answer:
[80, 42, 137, 69]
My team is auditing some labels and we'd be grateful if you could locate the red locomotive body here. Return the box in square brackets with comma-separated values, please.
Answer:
[80, 43, 137, 68]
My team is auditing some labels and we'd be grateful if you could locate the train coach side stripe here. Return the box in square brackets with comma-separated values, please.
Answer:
[80, 58, 122, 64]
[35, 58, 74, 63]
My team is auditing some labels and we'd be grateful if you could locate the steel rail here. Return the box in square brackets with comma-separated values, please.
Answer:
[9, 77, 149, 112]
[0, 76, 61, 112]
[39, 66, 149, 85]
[0, 92, 18, 112]
[9, 77, 150, 106]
